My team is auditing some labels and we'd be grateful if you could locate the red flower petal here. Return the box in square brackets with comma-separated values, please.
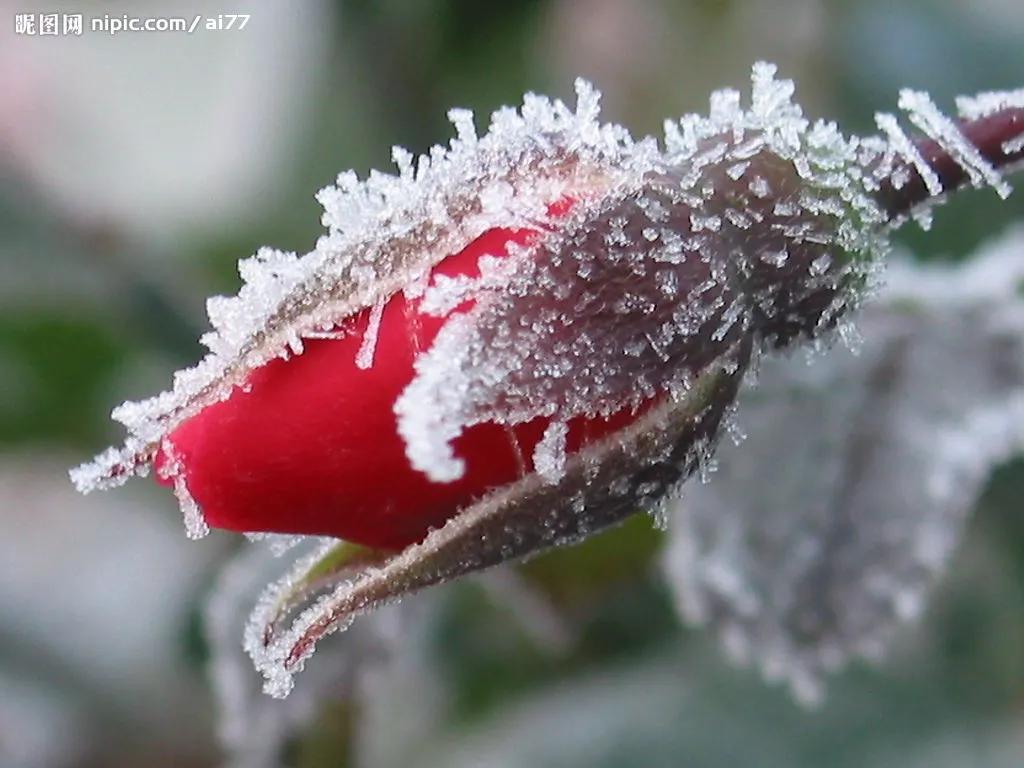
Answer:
[156, 221, 650, 550]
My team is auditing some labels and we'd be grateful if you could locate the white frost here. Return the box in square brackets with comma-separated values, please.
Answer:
[355, 299, 386, 370]
[956, 88, 1024, 120]
[875, 112, 943, 197]
[534, 421, 569, 483]
[899, 89, 1012, 199]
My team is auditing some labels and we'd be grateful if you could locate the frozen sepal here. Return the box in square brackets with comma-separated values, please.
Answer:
[206, 540, 406, 767]
[248, 348, 748, 697]
[398, 150, 886, 484]
[663, 229, 1024, 704]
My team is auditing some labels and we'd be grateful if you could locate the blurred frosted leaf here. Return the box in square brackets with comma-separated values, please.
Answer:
[406, 639, 1024, 768]
[1, 0, 331, 241]
[664, 225, 1024, 703]
[0, 673, 85, 768]
[874, 725, 1024, 768]
[350, 595, 452, 768]
[0, 457, 218, 756]
[206, 538, 416, 767]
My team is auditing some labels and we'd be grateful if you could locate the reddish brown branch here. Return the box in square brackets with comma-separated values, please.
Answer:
[875, 107, 1024, 221]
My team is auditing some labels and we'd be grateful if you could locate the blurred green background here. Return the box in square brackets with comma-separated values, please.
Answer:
[1, 1, 1023, 766]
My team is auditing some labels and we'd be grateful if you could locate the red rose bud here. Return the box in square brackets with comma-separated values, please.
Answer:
[71, 65, 1022, 696]
[152, 213, 656, 550]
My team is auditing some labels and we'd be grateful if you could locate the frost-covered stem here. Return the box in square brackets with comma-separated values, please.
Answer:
[877, 107, 1024, 220]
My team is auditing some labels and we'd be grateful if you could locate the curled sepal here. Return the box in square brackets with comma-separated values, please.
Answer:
[247, 345, 748, 696]
[252, 540, 391, 651]
[206, 541, 380, 766]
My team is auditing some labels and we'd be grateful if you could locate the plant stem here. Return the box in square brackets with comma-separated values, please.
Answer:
[875, 107, 1024, 221]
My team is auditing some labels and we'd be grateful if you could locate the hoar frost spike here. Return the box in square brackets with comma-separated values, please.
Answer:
[71, 64, 1024, 697]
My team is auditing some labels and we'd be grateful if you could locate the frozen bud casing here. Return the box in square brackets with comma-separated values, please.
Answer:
[71, 64, 1023, 695]
[73, 65, 886, 541]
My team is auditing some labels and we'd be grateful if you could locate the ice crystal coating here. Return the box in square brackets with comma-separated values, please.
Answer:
[156, 440, 210, 540]
[72, 63, 1019, 510]
[874, 113, 943, 197]
[69, 63, 1023, 697]
[534, 421, 570, 483]
[974, 90, 1024, 156]
[355, 298, 386, 370]
[956, 88, 1024, 120]
[664, 226, 1024, 704]
[397, 62, 889, 483]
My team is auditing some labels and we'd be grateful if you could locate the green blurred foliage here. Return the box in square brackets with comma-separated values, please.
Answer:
[0, 312, 125, 446]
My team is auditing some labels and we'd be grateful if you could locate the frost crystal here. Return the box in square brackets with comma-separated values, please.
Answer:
[355, 298, 386, 370]
[1004, 134, 1024, 155]
[955, 88, 1024, 120]
[874, 112, 943, 197]
[899, 89, 1011, 198]
[157, 440, 209, 539]
[534, 421, 569, 483]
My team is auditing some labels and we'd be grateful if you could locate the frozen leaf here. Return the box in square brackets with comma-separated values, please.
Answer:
[664, 225, 1024, 703]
